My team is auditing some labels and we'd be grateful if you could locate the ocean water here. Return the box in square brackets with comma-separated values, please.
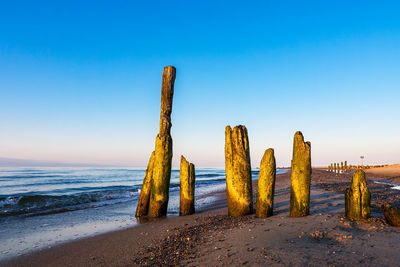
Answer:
[0, 167, 228, 217]
[373, 180, 400, 191]
[0, 167, 286, 260]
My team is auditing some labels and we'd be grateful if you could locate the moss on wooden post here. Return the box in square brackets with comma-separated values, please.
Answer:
[148, 66, 176, 217]
[290, 131, 311, 217]
[225, 125, 253, 216]
[256, 148, 276, 218]
[345, 169, 371, 220]
[180, 156, 195, 216]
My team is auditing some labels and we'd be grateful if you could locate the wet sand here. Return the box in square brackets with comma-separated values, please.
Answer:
[2, 169, 400, 266]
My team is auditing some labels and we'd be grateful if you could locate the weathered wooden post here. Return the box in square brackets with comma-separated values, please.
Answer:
[256, 148, 276, 218]
[334, 163, 337, 173]
[136, 151, 155, 217]
[340, 162, 344, 173]
[225, 125, 253, 216]
[148, 66, 176, 217]
[345, 169, 371, 220]
[180, 156, 195, 216]
[344, 161, 348, 172]
[290, 131, 311, 217]
[382, 203, 400, 227]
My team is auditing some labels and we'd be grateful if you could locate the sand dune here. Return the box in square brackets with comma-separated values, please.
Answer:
[366, 164, 400, 178]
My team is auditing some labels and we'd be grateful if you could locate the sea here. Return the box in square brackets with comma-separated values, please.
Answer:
[0, 167, 286, 260]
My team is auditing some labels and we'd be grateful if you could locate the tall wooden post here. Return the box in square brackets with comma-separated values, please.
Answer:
[148, 66, 176, 217]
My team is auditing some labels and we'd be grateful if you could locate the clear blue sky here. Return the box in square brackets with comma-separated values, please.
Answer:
[1, 1, 399, 167]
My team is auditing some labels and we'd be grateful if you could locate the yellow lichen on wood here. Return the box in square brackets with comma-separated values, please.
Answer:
[290, 131, 311, 217]
[345, 169, 371, 220]
[135, 151, 155, 217]
[225, 125, 253, 216]
[256, 148, 276, 218]
[180, 156, 195, 216]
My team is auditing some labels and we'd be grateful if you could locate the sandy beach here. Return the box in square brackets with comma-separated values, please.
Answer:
[2, 168, 400, 267]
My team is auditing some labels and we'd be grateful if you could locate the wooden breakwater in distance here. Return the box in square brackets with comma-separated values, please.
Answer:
[351, 164, 388, 170]
[256, 148, 276, 218]
[290, 131, 311, 217]
[327, 161, 349, 173]
[225, 125, 253, 216]
[345, 169, 371, 220]
[180, 156, 195, 216]
[328, 162, 389, 172]
[136, 66, 176, 218]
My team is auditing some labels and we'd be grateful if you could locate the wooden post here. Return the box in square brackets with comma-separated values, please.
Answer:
[256, 148, 276, 218]
[345, 169, 371, 220]
[135, 151, 155, 217]
[290, 131, 311, 217]
[148, 66, 176, 217]
[225, 125, 253, 216]
[180, 156, 195, 216]
[382, 203, 400, 227]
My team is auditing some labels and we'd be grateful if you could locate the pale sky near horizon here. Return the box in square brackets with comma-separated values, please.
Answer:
[1, 1, 399, 168]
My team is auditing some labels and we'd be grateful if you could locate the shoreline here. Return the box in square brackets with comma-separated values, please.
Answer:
[2, 169, 400, 266]
[0, 168, 287, 261]
[0, 174, 233, 267]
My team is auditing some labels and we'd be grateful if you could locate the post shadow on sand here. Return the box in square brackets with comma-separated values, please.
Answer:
[273, 191, 344, 216]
